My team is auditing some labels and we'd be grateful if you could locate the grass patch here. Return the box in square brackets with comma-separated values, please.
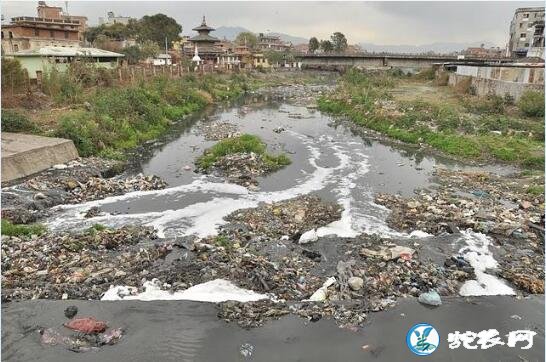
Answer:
[1, 219, 46, 236]
[196, 134, 291, 170]
[526, 185, 544, 195]
[318, 69, 544, 169]
[1, 110, 40, 133]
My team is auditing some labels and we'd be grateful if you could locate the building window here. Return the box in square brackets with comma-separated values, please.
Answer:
[1, 32, 3, 39]
[523, 13, 529, 18]
[525, 43, 529, 47]
[13, 44, 18, 51]
[50, 30, 54, 38]
[9, 31, 13, 39]
[34, 28, 40, 36]
[520, 33, 526, 38]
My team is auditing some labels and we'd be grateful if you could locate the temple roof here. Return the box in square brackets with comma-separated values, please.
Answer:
[192, 16, 215, 32]
[190, 34, 220, 43]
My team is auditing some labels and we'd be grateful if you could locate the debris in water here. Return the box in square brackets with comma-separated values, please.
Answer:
[64, 317, 107, 334]
[240, 343, 254, 359]
[418, 290, 442, 306]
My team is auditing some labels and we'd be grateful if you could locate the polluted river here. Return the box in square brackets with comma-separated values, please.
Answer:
[2, 83, 544, 361]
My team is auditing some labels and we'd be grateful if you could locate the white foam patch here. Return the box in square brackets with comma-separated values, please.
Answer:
[44, 129, 414, 241]
[458, 230, 515, 296]
[101, 278, 268, 302]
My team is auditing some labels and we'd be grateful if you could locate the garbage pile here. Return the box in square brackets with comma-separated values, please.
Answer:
[196, 152, 281, 188]
[197, 122, 241, 141]
[223, 195, 342, 241]
[253, 84, 333, 107]
[1, 226, 169, 301]
[1, 158, 167, 224]
[375, 168, 544, 295]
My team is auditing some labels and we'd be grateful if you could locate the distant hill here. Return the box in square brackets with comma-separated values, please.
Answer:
[213, 26, 308, 45]
[359, 41, 498, 54]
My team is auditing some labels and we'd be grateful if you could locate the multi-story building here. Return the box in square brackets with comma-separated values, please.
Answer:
[99, 12, 134, 26]
[1, 1, 87, 53]
[257, 33, 291, 52]
[508, 7, 545, 57]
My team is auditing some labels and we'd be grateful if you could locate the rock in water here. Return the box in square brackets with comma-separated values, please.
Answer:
[348, 277, 364, 291]
[418, 290, 442, 306]
[64, 306, 78, 319]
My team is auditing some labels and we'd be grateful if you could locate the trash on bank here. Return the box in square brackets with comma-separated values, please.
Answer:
[418, 290, 442, 306]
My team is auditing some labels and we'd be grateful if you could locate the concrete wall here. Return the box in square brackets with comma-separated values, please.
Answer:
[456, 65, 544, 84]
[448, 73, 543, 101]
[1, 133, 79, 183]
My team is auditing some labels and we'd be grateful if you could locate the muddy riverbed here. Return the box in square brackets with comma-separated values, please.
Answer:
[1, 82, 544, 360]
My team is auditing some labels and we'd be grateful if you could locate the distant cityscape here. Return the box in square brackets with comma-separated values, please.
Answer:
[0, 1, 544, 80]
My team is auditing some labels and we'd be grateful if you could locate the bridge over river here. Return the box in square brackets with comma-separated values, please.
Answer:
[295, 53, 513, 71]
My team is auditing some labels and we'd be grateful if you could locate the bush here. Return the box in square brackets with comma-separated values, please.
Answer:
[463, 94, 506, 114]
[54, 111, 99, 156]
[1, 58, 28, 93]
[415, 68, 436, 81]
[518, 90, 545, 117]
[1, 220, 46, 236]
[1, 110, 39, 133]
[196, 134, 291, 170]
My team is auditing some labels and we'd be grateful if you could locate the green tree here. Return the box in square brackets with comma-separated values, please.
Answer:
[121, 45, 143, 64]
[320, 40, 333, 53]
[1, 58, 28, 93]
[140, 40, 160, 58]
[137, 14, 182, 47]
[331, 32, 348, 53]
[235, 32, 258, 49]
[308, 37, 319, 54]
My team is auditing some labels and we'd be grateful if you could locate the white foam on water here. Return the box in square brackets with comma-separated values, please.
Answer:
[44, 129, 416, 242]
[101, 278, 268, 302]
[458, 230, 515, 296]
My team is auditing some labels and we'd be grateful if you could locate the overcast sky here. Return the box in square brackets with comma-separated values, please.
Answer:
[1, 1, 543, 46]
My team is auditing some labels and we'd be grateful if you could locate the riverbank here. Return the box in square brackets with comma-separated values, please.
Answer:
[317, 69, 544, 170]
[2, 70, 335, 161]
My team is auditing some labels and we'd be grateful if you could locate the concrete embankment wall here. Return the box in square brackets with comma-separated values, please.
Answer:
[448, 73, 543, 101]
[1, 133, 79, 183]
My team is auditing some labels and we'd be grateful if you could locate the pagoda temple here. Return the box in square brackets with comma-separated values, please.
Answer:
[184, 16, 221, 64]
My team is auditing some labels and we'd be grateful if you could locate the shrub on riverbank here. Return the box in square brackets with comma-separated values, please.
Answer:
[518, 90, 545, 117]
[1, 220, 46, 237]
[196, 134, 291, 170]
[51, 73, 256, 159]
[1, 110, 40, 133]
[318, 69, 544, 169]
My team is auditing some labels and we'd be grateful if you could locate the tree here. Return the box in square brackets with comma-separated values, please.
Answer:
[140, 40, 160, 59]
[137, 14, 182, 47]
[308, 37, 319, 54]
[235, 32, 258, 49]
[331, 32, 348, 53]
[121, 45, 143, 65]
[320, 40, 333, 53]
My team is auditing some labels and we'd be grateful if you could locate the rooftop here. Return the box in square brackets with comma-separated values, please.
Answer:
[190, 34, 220, 43]
[192, 16, 215, 32]
[7, 46, 124, 57]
